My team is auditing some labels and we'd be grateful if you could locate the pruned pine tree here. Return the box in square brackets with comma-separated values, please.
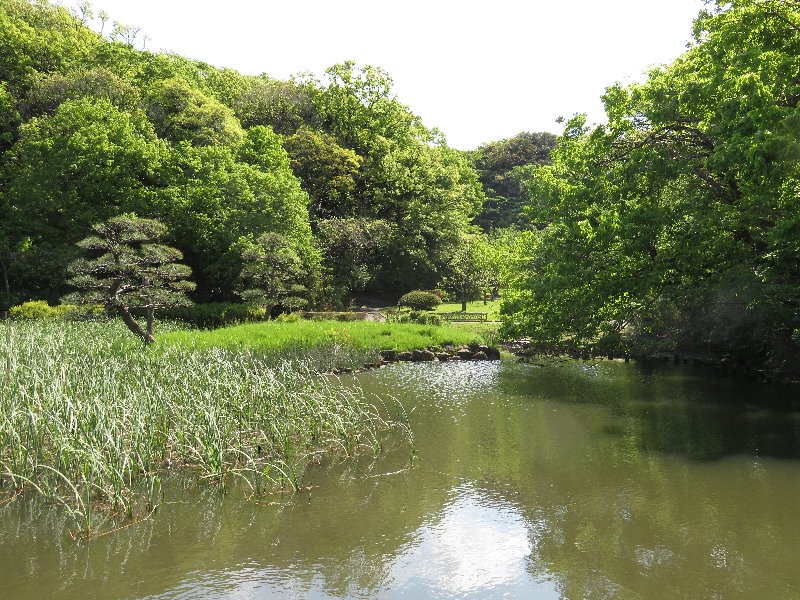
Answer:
[63, 216, 195, 344]
[240, 233, 307, 316]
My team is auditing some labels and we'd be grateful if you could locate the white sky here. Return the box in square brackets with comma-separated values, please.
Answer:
[65, 0, 707, 149]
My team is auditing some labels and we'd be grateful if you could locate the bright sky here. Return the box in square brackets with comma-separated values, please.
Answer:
[66, 0, 707, 149]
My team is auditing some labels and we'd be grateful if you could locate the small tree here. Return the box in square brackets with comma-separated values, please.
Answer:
[239, 232, 308, 316]
[441, 234, 491, 312]
[63, 216, 195, 344]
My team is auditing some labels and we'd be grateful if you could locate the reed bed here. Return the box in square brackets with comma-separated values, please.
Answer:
[0, 319, 408, 532]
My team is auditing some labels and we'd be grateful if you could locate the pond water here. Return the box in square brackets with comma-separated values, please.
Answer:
[2, 359, 800, 599]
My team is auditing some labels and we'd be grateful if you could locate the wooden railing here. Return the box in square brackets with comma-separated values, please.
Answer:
[439, 312, 488, 322]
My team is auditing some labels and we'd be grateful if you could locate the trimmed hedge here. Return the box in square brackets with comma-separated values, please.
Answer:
[398, 291, 442, 311]
[160, 303, 267, 328]
[9, 301, 94, 320]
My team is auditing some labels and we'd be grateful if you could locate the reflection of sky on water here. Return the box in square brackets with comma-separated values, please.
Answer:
[144, 486, 556, 599]
[386, 485, 556, 599]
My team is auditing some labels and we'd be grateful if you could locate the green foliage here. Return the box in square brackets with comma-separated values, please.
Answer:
[64, 215, 195, 343]
[468, 131, 558, 231]
[19, 67, 139, 119]
[0, 2, 483, 310]
[398, 291, 442, 311]
[440, 233, 493, 309]
[161, 302, 267, 328]
[156, 127, 318, 301]
[422, 289, 448, 300]
[316, 217, 392, 302]
[503, 0, 800, 371]
[274, 310, 303, 323]
[1, 319, 400, 524]
[146, 78, 244, 147]
[239, 232, 308, 313]
[284, 127, 362, 218]
[232, 76, 318, 134]
[0, 0, 100, 92]
[0, 81, 20, 151]
[396, 311, 443, 326]
[4, 97, 164, 300]
[9, 300, 73, 319]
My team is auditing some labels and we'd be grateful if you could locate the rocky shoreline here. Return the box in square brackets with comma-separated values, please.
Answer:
[329, 343, 502, 375]
[510, 340, 798, 385]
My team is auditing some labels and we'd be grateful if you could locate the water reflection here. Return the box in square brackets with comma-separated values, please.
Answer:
[2, 360, 800, 599]
[388, 485, 550, 598]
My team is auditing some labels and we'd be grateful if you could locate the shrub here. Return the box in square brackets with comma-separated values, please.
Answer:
[302, 311, 365, 321]
[274, 311, 303, 323]
[397, 311, 442, 326]
[423, 289, 448, 300]
[9, 301, 83, 320]
[161, 303, 267, 328]
[398, 291, 441, 311]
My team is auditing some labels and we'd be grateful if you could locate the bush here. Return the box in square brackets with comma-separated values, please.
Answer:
[302, 311, 365, 321]
[9, 301, 84, 320]
[161, 303, 267, 328]
[423, 289, 448, 300]
[274, 311, 303, 323]
[397, 311, 442, 326]
[398, 291, 441, 311]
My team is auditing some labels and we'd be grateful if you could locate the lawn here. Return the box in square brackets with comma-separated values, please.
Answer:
[433, 299, 503, 321]
[161, 319, 484, 355]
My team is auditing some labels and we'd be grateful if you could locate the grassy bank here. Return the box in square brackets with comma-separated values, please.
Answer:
[0, 320, 409, 534]
[433, 299, 503, 321]
[160, 320, 484, 370]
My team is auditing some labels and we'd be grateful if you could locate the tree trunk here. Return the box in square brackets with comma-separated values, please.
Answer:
[116, 305, 156, 345]
[146, 306, 154, 340]
[0, 255, 9, 307]
[461, 300, 467, 312]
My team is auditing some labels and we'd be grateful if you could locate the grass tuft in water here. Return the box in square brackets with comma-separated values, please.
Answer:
[0, 320, 408, 532]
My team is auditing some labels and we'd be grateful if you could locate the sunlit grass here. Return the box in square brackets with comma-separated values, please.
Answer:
[160, 320, 484, 363]
[433, 299, 503, 321]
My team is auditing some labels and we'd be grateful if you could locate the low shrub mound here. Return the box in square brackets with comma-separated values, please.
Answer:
[398, 291, 442, 311]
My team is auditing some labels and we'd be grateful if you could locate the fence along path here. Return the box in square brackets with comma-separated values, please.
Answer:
[439, 312, 488, 322]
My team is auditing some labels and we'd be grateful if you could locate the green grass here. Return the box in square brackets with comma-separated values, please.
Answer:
[161, 320, 484, 364]
[434, 299, 503, 321]
[0, 319, 410, 534]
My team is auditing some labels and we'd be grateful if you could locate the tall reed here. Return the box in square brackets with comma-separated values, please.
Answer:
[0, 320, 406, 532]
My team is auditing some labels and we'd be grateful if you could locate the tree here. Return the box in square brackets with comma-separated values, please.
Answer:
[315, 217, 392, 303]
[503, 0, 800, 368]
[63, 216, 195, 344]
[468, 131, 558, 231]
[146, 78, 244, 147]
[4, 97, 165, 301]
[284, 127, 362, 219]
[441, 234, 491, 312]
[239, 232, 308, 316]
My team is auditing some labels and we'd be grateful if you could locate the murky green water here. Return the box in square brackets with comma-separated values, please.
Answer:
[2, 359, 800, 599]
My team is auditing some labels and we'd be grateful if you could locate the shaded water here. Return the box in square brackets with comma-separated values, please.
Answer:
[2, 359, 800, 598]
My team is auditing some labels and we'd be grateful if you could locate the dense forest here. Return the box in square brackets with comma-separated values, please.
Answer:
[1, 0, 798, 376]
[0, 0, 522, 309]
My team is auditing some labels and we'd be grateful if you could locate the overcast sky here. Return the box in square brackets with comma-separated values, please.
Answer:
[66, 0, 708, 149]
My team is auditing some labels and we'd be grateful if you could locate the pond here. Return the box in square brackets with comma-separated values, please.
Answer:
[2, 359, 800, 598]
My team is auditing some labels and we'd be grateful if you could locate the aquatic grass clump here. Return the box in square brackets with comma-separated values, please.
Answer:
[0, 320, 406, 532]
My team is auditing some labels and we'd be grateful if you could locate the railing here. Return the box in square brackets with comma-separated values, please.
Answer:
[439, 312, 488, 322]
